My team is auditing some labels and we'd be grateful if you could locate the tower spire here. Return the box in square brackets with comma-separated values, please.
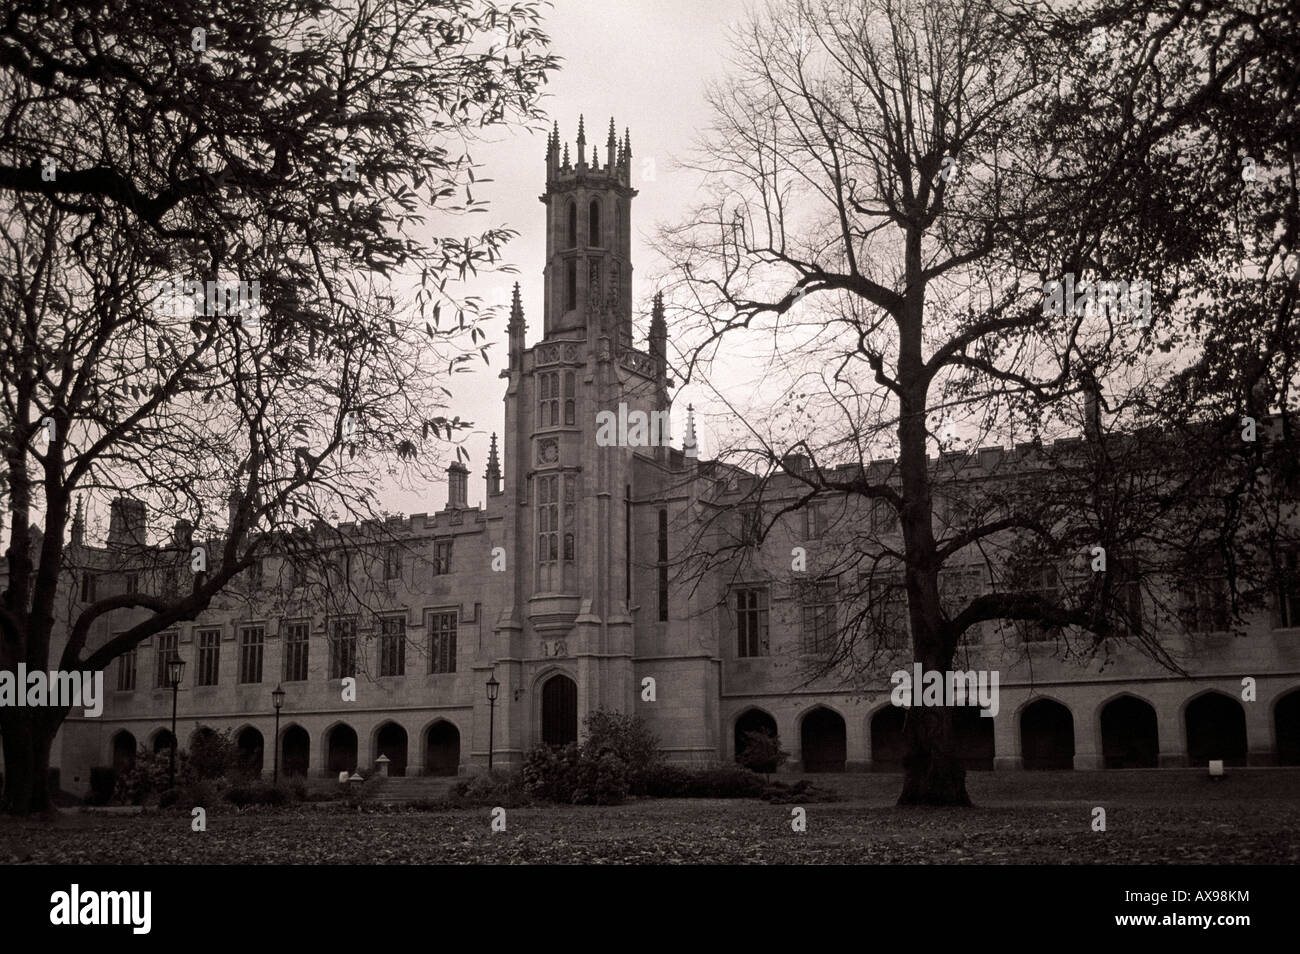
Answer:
[576, 114, 586, 168]
[486, 432, 502, 495]
[683, 404, 698, 459]
[71, 495, 85, 547]
[606, 117, 617, 171]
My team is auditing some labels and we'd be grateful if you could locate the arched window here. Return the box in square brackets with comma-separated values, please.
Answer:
[537, 476, 558, 564]
[564, 371, 575, 425]
[539, 372, 559, 427]
[588, 199, 601, 246]
[565, 260, 576, 311]
[566, 201, 577, 248]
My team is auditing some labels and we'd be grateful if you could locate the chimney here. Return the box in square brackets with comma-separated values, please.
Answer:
[107, 497, 147, 548]
[447, 461, 469, 510]
[1082, 372, 1103, 444]
[173, 519, 193, 550]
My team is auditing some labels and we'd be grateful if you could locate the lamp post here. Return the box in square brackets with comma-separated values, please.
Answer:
[272, 685, 285, 785]
[166, 656, 186, 789]
[486, 675, 500, 772]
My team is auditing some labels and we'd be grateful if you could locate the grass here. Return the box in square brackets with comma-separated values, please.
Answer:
[2, 769, 1296, 864]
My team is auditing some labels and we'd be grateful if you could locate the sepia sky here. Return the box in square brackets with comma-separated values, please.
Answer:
[400, 0, 750, 514]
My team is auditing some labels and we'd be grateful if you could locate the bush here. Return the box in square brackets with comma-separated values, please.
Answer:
[115, 748, 188, 806]
[87, 767, 116, 806]
[225, 784, 288, 807]
[571, 751, 630, 805]
[158, 788, 180, 809]
[736, 729, 789, 775]
[522, 743, 581, 803]
[761, 778, 841, 804]
[580, 710, 661, 795]
[685, 765, 768, 798]
[446, 769, 532, 808]
[188, 726, 238, 780]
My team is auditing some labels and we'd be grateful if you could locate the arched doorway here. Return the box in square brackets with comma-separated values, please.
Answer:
[327, 724, 358, 775]
[1185, 692, 1247, 767]
[281, 725, 310, 778]
[733, 708, 780, 771]
[237, 727, 264, 777]
[870, 706, 907, 771]
[1021, 699, 1076, 770]
[800, 707, 847, 772]
[375, 722, 408, 776]
[425, 722, 460, 776]
[1276, 689, 1300, 766]
[112, 730, 137, 774]
[152, 728, 175, 755]
[541, 674, 578, 746]
[954, 706, 995, 771]
[1100, 695, 1159, 768]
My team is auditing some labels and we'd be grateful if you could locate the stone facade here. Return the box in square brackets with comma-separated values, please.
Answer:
[34, 117, 1300, 792]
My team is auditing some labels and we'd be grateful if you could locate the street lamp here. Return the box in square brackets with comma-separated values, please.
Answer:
[272, 685, 285, 785]
[166, 656, 186, 789]
[485, 675, 500, 772]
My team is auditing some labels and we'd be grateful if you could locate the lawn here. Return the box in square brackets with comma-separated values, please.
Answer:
[2, 770, 1297, 864]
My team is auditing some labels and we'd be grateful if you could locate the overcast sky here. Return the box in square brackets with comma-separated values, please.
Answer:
[401, 0, 749, 515]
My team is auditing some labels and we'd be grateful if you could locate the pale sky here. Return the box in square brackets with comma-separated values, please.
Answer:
[398, 0, 750, 515]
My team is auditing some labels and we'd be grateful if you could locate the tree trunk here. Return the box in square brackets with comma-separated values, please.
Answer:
[0, 708, 56, 816]
[898, 702, 971, 806]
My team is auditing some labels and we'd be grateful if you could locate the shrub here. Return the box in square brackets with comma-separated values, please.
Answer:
[642, 763, 694, 798]
[522, 742, 581, 803]
[736, 729, 789, 775]
[761, 778, 841, 804]
[580, 710, 662, 795]
[571, 751, 630, 805]
[686, 765, 768, 798]
[87, 767, 116, 806]
[188, 726, 238, 780]
[115, 748, 188, 805]
[158, 788, 180, 809]
[447, 769, 532, 808]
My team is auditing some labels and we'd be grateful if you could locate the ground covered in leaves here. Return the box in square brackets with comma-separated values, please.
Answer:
[3, 770, 1296, 864]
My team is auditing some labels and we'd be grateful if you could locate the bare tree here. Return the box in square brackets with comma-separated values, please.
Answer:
[658, 0, 1298, 804]
[0, 0, 558, 814]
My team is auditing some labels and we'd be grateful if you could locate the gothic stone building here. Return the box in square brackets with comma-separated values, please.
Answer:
[38, 118, 1300, 792]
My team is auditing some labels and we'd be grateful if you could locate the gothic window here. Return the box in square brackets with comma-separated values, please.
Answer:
[565, 260, 576, 310]
[283, 621, 309, 682]
[567, 201, 577, 248]
[329, 618, 357, 680]
[735, 587, 769, 658]
[383, 545, 401, 581]
[239, 626, 264, 684]
[428, 612, 457, 674]
[589, 199, 601, 246]
[800, 580, 839, 654]
[538, 475, 558, 563]
[539, 372, 559, 427]
[117, 646, 137, 692]
[378, 616, 405, 677]
[434, 539, 453, 575]
[81, 572, 97, 602]
[564, 371, 575, 425]
[154, 632, 179, 689]
[197, 629, 221, 686]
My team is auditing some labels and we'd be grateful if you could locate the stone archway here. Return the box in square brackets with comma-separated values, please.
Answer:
[800, 707, 847, 772]
[425, 722, 460, 776]
[326, 724, 358, 776]
[1100, 695, 1159, 768]
[733, 708, 780, 771]
[112, 730, 137, 774]
[236, 727, 264, 777]
[281, 725, 310, 778]
[375, 722, 408, 776]
[1021, 699, 1076, 770]
[1185, 692, 1247, 767]
[1276, 689, 1300, 766]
